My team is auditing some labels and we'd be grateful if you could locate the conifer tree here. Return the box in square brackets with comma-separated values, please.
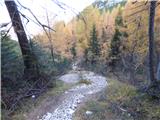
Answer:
[89, 24, 101, 64]
[109, 7, 123, 66]
[110, 28, 121, 59]
[70, 43, 77, 60]
[1, 32, 23, 88]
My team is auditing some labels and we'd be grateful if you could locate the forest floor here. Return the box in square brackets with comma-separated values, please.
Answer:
[74, 77, 160, 120]
[11, 64, 160, 120]
[12, 63, 107, 120]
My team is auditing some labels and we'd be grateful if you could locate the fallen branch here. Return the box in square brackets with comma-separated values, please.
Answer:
[118, 106, 127, 112]
[8, 87, 46, 114]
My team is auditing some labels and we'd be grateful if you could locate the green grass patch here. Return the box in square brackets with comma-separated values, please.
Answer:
[74, 79, 160, 120]
[78, 79, 92, 85]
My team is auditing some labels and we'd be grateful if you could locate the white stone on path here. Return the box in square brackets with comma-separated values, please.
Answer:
[86, 111, 93, 115]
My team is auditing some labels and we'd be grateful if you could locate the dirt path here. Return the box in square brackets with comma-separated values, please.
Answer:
[38, 64, 107, 120]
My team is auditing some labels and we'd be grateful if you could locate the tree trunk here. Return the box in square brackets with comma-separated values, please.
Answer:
[46, 11, 55, 64]
[148, 1, 156, 84]
[157, 62, 160, 81]
[5, 0, 33, 73]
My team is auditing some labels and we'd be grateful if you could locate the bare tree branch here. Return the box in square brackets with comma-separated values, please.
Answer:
[125, 6, 149, 18]
[125, 2, 147, 11]
[0, 22, 11, 28]
[51, 0, 87, 26]
[16, 0, 56, 32]
[45, 10, 55, 63]
[125, 2, 159, 18]
[1, 25, 12, 40]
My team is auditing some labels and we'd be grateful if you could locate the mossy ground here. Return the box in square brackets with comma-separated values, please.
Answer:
[74, 78, 160, 120]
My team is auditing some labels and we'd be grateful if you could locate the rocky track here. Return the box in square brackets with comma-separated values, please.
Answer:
[40, 64, 107, 120]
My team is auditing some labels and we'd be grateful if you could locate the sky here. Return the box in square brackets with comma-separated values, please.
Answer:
[0, 0, 95, 40]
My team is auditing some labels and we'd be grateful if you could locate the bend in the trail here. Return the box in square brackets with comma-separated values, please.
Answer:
[40, 64, 107, 120]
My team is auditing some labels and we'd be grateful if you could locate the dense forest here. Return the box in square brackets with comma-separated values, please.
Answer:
[1, 0, 160, 120]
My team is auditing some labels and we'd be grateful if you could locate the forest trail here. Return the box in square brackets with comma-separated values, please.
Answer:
[40, 63, 107, 120]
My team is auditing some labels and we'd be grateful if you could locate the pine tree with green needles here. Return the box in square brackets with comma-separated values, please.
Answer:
[30, 39, 71, 76]
[70, 44, 77, 60]
[109, 7, 124, 66]
[1, 32, 24, 89]
[110, 28, 122, 58]
[88, 24, 101, 64]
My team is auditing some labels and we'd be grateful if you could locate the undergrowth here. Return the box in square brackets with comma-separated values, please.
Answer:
[2, 80, 72, 120]
[74, 79, 160, 120]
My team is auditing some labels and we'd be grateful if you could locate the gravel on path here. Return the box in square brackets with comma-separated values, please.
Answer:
[40, 65, 107, 120]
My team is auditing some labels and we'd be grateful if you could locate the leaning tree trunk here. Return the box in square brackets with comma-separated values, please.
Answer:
[157, 62, 160, 81]
[148, 1, 157, 84]
[5, 0, 34, 74]
[45, 11, 55, 64]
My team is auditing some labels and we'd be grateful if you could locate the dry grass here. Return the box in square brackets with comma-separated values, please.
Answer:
[74, 78, 160, 120]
